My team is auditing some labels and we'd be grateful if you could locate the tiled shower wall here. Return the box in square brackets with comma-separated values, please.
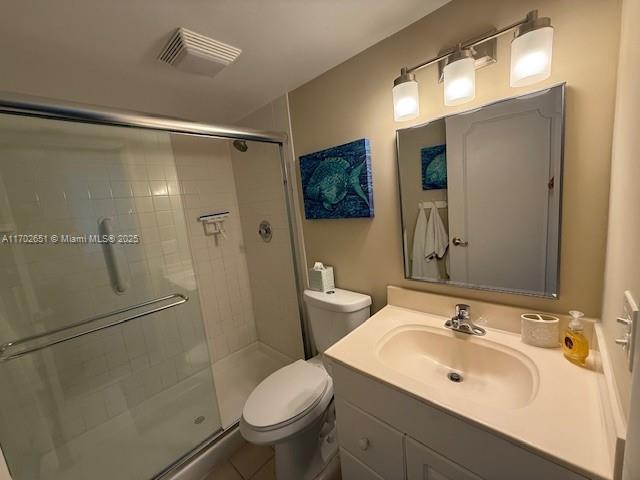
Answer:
[170, 135, 258, 362]
[0, 118, 215, 476]
[232, 96, 305, 361]
[0, 113, 294, 478]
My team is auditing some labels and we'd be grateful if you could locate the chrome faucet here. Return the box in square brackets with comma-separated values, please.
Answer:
[445, 304, 486, 336]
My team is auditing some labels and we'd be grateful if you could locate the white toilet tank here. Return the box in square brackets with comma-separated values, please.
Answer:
[303, 288, 371, 352]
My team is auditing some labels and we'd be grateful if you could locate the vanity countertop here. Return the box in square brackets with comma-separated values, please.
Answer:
[325, 304, 614, 480]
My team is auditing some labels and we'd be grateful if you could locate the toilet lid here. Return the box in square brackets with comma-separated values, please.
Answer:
[242, 360, 329, 429]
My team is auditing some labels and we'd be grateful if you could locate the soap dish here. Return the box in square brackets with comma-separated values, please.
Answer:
[521, 313, 560, 348]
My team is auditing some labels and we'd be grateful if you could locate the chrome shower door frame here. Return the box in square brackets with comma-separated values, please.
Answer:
[0, 91, 310, 480]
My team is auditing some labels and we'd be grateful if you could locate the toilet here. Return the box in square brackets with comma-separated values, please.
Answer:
[240, 288, 371, 480]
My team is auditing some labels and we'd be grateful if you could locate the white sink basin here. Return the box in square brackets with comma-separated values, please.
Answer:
[325, 298, 614, 480]
[376, 325, 539, 409]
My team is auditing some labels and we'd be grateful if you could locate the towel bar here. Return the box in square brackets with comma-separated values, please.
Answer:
[418, 201, 448, 209]
[0, 293, 188, 362]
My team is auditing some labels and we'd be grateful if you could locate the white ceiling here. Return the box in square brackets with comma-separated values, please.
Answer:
[0, 0, 448, 124]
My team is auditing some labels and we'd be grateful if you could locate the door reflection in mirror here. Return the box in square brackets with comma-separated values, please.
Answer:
[397, 84, 565, 298]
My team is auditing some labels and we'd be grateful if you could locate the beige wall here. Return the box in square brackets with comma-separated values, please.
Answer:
[602, 0, 640, 419]
[398, 120, 448, 251]
[289, 0, 621, 317]
[398, 121, 449, 280]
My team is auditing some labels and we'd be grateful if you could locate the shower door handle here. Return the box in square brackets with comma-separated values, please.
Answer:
[98, 217, 128, 293]
[0, 293, 188, 362]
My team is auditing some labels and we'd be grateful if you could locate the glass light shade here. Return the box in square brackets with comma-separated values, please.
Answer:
[510, 26, 554, 87]
[443, 57, 476, 106]
[393, 80, 420, 122]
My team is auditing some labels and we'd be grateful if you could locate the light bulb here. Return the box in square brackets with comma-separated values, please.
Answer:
[511, 25, 553, 87]
[443, 55, 476, 106]
[392, 77, 419, 122]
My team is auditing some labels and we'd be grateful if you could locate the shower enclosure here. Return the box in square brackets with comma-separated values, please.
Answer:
[0, 94, 306, 480]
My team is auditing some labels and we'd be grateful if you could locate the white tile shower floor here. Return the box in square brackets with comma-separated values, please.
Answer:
[37, 369, 219, 480]
[32, 342, 290, 480]
[212, 342, 292, 429]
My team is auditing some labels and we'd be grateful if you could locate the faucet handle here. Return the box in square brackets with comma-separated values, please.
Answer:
[446, 304, 485, 336]
[455, 304, 470, 318]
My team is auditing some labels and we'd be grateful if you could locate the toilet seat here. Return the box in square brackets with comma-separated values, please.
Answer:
[240, 360, 334, 445]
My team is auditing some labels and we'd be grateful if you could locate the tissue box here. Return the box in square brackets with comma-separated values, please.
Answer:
[309, 264, 335, 292]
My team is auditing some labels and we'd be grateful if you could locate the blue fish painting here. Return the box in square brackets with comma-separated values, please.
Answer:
[299, 139, 374, 219]
[421, 144, 447, 190]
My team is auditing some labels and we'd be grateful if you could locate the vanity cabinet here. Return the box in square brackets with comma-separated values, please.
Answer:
[335, 399, 404, 480]
[340, 449, 384, 480]
[405, 437, 482, 480]
[332, 361, 591, 480]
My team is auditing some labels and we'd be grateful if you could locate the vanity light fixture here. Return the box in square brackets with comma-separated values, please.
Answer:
[392, 68, 420, 121]
[392, 10, 553, 120]
[443, 46, 476, 106]
[510, 11, 554, 87]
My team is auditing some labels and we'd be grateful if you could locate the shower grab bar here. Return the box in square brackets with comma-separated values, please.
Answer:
[0, 293, 188, 363]
[99, 217, 128, 294]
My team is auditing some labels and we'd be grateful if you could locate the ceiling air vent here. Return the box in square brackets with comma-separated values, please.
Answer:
[158, 28, 242, 77]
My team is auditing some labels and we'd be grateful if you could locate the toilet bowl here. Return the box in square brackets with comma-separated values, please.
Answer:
[240, 357, 336, 480]
[240, 288, 371, 480]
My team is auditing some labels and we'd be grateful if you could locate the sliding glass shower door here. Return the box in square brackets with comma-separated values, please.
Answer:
[0, 114, 221, 480]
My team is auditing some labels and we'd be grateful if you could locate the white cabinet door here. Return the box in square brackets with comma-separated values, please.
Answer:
[340, 449, 384, 480]
[406, 437, 484, 480]
[335, 399, 404, 480]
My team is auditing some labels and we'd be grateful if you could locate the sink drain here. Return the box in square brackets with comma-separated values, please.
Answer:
[447, 372, 463, 383]
[194, 416, 205, 425]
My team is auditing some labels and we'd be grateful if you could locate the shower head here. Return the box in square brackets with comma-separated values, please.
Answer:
[233, 140, 248, 152]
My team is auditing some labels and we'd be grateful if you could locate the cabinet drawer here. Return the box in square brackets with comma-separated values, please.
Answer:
[335, 398, 404, 480]
[340, 448, 384, 480]
[406, 437, 484, 480]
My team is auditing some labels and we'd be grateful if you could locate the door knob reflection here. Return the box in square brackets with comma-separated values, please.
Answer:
[452, 237, 468, 247]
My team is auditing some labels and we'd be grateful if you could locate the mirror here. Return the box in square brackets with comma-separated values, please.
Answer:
[396, 84, 565, 298]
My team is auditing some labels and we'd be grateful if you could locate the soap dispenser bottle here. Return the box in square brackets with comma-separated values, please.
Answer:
[562, 310, 589, 366]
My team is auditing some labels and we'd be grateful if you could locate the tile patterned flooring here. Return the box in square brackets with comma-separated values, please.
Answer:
[203, 441, 342, 480]
[203, 442, 275, 480]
